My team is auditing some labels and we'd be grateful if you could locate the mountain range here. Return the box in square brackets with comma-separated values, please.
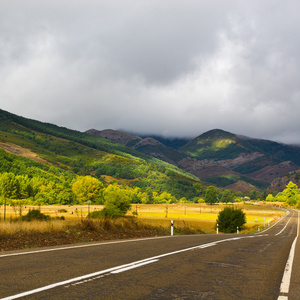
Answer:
[0, 107, 298, 195]
[0, 108, 203, 202]
[87, 128, 300, 192]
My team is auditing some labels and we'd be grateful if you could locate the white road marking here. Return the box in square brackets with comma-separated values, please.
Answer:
[0, 235, 265, 300]
[276, 212, 294, 236]
[111, 259, 159, 274]
[256, 211, 289, 235]
[278, 210, 299, 300]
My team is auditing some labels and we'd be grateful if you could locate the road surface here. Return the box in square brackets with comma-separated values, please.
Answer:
[0, 210, 299, 299]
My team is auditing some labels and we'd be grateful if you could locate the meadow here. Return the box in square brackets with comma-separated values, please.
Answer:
[131, 202, 285, 234]
[0, 202, 285, 236]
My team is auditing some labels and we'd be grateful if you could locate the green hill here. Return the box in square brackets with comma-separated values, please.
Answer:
[180, 129, 254, 160]
[179, 128, 300, 165]
[178, 129, 300, 190]
[0, 109, 202, 204]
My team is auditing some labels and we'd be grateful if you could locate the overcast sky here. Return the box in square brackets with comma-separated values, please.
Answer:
[1, 1, 300, 144]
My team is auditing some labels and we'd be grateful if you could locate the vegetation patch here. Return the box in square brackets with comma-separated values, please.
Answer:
[21, 209, 51, 222]
[216, 207, 246, 233]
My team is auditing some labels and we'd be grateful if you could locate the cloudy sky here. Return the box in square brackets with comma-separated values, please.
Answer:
[1, 1, 300, 144]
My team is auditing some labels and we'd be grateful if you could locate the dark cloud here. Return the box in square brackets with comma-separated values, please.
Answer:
[1, 0, 300, 144]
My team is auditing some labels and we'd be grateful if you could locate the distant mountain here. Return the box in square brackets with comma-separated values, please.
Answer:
[87, 128, 300, 191]
[178, 129, 300, 190]
[86, 129, 142, 147]
[138, 134, 191, 150]
[86, 129, 187, 165]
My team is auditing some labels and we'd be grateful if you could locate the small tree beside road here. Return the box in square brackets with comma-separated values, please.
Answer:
[216, 206, 246, 233]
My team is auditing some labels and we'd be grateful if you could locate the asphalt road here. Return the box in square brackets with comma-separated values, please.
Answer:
[0, 210, 299, 300]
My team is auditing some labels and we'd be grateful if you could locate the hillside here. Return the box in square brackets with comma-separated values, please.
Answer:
[0, 109, 202, 204]
[87, 128, 300, 192]
[3, 107, 298, 197]
[86, 129, 187, 165]
[178, 129, 300, 190]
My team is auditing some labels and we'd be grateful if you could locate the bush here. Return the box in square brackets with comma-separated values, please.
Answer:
[88, 210, 105, 219]
[22, 209, 51, 222]
[216, 207, 246, 233]
[103, 186, 131, 218]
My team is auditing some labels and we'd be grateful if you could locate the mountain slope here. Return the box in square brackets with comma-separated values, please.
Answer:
[86, 129, 187, 165]
[178, 129, 300, 189]
[85, 127, 300, 191]
[0, 109, 202, 202]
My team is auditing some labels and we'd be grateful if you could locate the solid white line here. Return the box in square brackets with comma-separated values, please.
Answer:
[278, 210, 299, 299]
[111, 259, 159, 274]
[1, 235, 265, 300]
[256, 211, 289, 235]
[0, 261, 149, 300]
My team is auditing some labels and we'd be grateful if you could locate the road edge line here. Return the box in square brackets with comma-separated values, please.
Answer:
[256, 210, 289, 235]
[278, 210, 299, 299]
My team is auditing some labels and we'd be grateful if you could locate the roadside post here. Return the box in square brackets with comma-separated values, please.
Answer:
[263, 217, 266, 227]
[237, 226, 239, 234]
[217, 223, 219, 234]
[171, 220, 174, 236]
[86, 200, 92, 219]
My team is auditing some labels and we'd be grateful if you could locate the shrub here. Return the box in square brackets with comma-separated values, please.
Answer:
[22, 209, 51, 222]
[88, 210, 105, 219]
[216, 207, 246, 233]
[103, 186, 131, 218]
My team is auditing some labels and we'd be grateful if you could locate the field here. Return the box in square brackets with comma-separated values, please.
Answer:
[131, 203, 285, 234]
[0, 202, 285, 235]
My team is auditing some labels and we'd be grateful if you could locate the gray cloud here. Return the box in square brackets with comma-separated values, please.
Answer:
[1, 0, 300, 144]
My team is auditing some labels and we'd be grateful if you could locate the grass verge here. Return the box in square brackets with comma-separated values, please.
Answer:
[0, 217, 202, 252]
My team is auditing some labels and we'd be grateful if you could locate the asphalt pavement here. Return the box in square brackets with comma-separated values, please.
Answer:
[0, 210, 299, 300]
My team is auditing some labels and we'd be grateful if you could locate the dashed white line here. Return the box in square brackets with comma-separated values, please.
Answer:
[0, 235, 265, 300]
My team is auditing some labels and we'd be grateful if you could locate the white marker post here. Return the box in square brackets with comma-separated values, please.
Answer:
[171, 220, 174, 236]
[217, 223, 219, 234]
[237, 226, 239, 234]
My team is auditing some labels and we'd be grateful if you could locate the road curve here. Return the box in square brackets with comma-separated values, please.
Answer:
[0, 210, 299, 300]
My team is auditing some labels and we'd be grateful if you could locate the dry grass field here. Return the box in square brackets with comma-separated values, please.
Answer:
[131, 203, 285, 234]
[0, 202, 285, 233]
[0, 202, 286, 251]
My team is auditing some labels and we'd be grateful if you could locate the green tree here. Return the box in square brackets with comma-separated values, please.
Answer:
[72, 176, 104, 204]
[216, 207, 246, 233]
[0, 173, 19, 220]
[266, 194, 275, 202]
[283, 181, 298, 205]
[221, 190, 233, 204]
[146, 190, 154, 204]
[205, 186, 218, 205]
[102, 184, 131, 218]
